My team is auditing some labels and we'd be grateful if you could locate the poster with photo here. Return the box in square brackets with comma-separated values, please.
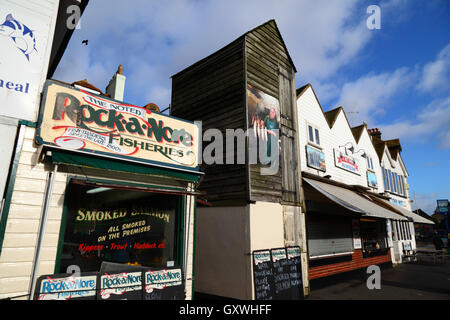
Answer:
[247, 84, 280, 162]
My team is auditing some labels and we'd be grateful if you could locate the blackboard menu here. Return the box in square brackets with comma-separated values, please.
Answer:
[271, 248, 292, 300]
[252, 249, 275, 300]
[285, 246, 304, 299]
[252, 247, 303, 300]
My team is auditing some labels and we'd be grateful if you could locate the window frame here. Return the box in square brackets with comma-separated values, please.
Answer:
[306, 121, 321, 148]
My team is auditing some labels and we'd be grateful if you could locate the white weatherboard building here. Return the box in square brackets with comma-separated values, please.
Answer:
[296, 84, 432, 280]
[369, 129, 433, 263]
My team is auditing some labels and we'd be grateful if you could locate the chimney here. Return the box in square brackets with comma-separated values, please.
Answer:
[368, 128, 382, 139]
[106, 64, 126, 102]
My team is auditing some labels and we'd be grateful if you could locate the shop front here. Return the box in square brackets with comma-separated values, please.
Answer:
[0, 79, 201, 300]
[303, 175, 408, 280]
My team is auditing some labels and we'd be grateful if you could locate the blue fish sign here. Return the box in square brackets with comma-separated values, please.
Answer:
[0, 13, 37, 61]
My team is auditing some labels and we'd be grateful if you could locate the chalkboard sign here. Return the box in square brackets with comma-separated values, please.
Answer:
[34, 272, 98, 300]
[271, 248, 292, 300]
[252, 249, 275, 300]
[252, 247, 303, 300]
[285, 246, 304, 300]
[143, 267, 185, 300]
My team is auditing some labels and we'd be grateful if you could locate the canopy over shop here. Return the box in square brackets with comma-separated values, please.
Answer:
[302, 174, 408, 279]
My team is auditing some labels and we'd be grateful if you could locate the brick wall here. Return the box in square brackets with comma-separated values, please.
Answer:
[308, 249, 391, 280]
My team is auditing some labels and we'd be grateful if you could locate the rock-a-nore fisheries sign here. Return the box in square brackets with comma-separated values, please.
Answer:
[34, 267, 185, 300]
[36, 80, 200, 172]
[35, 273, 97, 300]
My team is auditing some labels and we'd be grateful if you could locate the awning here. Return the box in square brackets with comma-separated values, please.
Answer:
[48, 149, 202, 183]
[375, 197, 435, 225]
[303, 178, 408, 221]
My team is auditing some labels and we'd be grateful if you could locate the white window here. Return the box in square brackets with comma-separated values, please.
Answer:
[307, 123, 321, 146]
[366, 155, 374, 171]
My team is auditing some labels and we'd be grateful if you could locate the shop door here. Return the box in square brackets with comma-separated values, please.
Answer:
[56, 181, 182, 274]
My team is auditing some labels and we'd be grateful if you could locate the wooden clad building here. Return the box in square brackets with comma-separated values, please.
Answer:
[171, 20, 309, 300]
[171, 19, 302, 207]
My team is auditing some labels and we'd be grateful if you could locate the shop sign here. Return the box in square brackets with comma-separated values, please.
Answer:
[352, 219, 362, 249]
[306, 145, 326, 172]
[36, 80, 199, 172]
[99, 271, 142, 300]
[367, 171, 378, 189]
[144, 268, 182, 293]
[390, 198, 406, 208]
[35, 274, 97, 300]
[334, 148, 360, 175]
[0, 2, 58, 121]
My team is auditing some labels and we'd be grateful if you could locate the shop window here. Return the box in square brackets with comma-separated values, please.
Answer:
[56, 181, 181, 274]
[360, 219, 388, 258]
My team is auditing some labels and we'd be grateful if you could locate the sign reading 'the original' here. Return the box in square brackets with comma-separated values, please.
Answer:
[36, 81, 200, 172]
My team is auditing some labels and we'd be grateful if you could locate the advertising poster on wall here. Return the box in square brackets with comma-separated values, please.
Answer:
[305, 145, 326, 172]
[352, 219, 362, 249]
[247, 84, 280, 163]
[36, 81, 200, 172]
[0, 1, 58, 121]
[367, 171, 378, 189]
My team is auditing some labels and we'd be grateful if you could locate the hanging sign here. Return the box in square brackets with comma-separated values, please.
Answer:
[36, 80, 200, 172]
[0, 1, 58, 121]
[334, 148, 360, 175]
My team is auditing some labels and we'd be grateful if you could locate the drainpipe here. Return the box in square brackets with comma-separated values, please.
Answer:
[28, 164, 57, 300]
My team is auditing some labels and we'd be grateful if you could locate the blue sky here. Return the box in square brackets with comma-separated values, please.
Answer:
[54, 0, 450, 214]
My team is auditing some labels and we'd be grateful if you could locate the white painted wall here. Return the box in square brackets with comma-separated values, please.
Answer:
[194, 205, 252, 300]
[297, 86, 375, 189]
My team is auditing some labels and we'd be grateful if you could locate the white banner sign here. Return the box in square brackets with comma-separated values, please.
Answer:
[0, 0, 58, 121]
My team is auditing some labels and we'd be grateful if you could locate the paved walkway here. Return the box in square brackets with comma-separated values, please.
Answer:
[307, 262, 450, 300]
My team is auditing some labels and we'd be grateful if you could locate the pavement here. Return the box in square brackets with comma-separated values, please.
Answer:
[307, 261, 450, 300]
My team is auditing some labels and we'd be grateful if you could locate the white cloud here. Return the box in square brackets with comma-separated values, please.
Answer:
[410, 191, 439, 214]
[378, 96, 450, 149]
[54, 0, 378, 108]
[418, 43, 450, 93]
[334, 67, 415, 125]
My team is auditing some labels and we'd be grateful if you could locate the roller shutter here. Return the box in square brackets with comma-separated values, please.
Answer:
[307, 214, 353, 258]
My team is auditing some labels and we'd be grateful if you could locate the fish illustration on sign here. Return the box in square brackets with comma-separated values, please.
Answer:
[0, 13, 37, 61]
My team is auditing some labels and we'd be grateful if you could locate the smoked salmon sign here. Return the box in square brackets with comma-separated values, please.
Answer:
[36, 81, 199, 172]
